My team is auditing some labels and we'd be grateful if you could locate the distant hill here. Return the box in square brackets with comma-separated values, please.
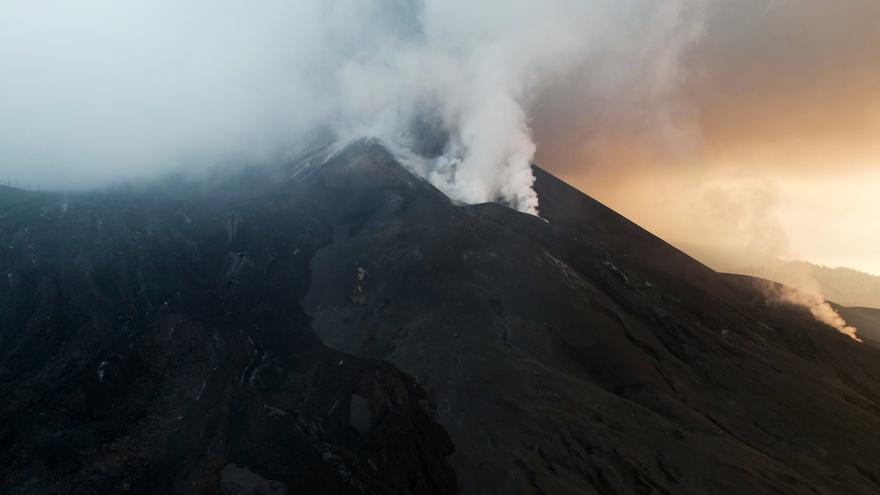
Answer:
[680, 244, 880, 309]
[0, 185, 43, 209]
[787, 262, 880, 309]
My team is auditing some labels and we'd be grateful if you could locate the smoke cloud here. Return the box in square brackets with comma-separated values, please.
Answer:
[544, 0, 880, 274]
[699, 176, 861, 342]
[0, 0, 707, 214]
[762, 282, 861, 343]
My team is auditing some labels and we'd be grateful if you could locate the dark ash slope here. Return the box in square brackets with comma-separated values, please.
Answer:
[0, 155, 455, 495]
[2, 141, 880, 494]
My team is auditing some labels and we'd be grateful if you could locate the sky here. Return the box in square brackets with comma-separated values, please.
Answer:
[0, 0, 877, 274]
[535, 0, 880, 275]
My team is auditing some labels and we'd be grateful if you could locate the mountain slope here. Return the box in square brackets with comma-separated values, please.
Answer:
[839, 306, 880, 346]
[0, 157, 455, 494]
[296, 143, 880, 494]
[2, 141, 880, 494]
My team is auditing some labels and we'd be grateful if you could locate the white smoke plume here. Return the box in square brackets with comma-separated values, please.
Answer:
[700, 176, 863, 343]
[762, 282, 861, 343]
[0, 0, 707, 214]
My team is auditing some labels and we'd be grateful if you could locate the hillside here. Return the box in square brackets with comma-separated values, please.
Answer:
[1, 141, 880, 494]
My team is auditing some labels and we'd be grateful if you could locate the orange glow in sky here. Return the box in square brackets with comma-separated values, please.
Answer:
[538, 0, 880, 275]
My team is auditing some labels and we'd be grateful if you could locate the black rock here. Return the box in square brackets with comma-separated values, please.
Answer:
[1, 141, 879, 494]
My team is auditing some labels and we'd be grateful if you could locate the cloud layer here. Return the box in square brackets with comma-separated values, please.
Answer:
[548, 0, 880, 274]
[0, 0, 707, 214]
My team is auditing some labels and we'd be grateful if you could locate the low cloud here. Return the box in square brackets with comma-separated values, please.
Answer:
[0, 0, 709, 214]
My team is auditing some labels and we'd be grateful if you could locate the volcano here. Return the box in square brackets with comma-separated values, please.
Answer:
[1, 141, 879, 495]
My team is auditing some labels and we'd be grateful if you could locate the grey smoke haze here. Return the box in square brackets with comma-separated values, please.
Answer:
[691, 175, 861, 341]
[0, 0, 706, 213]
